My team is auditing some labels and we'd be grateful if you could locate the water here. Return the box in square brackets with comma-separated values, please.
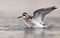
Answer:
[0, 17, 60, 38]
[0, 25, 60, 38]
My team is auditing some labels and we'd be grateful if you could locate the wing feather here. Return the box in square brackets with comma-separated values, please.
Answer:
[33, 6, 57, 21]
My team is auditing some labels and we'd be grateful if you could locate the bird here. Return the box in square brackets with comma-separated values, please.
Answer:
[17, 6, 57, 28]
[17, 6, 57, 35]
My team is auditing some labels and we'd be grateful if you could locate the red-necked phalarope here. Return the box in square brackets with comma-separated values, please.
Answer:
[17, 6, 57, 29]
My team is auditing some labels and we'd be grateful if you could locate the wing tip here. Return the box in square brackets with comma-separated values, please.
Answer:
[52, 6, 57, 10]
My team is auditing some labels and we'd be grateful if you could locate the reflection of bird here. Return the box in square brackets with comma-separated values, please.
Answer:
[17, 6, 57, 35]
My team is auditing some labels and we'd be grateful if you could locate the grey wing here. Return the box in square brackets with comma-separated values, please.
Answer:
[33, 6, 57, 21]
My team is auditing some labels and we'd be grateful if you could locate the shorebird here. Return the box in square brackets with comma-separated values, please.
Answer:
[17, 6, 57, 35]
[18, 6, 57, 28]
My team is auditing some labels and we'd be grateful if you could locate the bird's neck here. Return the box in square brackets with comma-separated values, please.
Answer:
[24, 17, 30, 21]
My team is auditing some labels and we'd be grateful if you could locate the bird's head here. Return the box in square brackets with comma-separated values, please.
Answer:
[17, 12, 29, 19]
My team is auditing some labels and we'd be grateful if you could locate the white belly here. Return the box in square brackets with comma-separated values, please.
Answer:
[31, 19, 44, 28]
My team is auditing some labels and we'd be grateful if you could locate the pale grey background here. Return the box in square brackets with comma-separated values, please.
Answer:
[0, 0, 60, 38]
[0, 0, 60, 25]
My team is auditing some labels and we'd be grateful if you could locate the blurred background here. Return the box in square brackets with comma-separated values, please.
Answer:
[0, 0, 60, 38]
